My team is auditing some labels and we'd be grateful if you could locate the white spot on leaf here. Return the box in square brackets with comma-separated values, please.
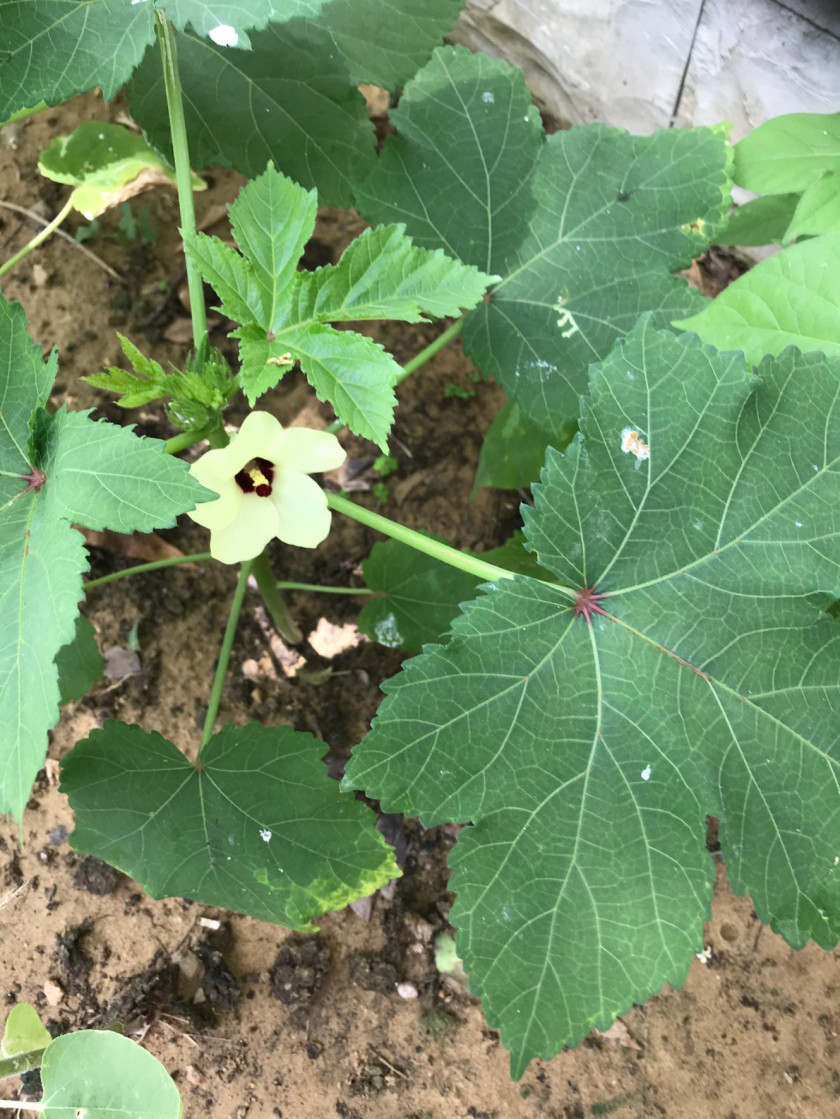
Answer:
[621, 427, 650, 465]
[259, 828, 272, 843]
[374, 614, 404, 648]
[481, 90, 495, 103]
[641, 764, 651, 781]
[209, 23, 239, 46]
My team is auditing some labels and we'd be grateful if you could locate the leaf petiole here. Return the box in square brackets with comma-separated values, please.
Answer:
[327, 491, 519, 586]
[84, 552, 213, 590]
[0, 195, 74, 281]
[200, 558, 253, 752]
[276, 581, 374, 595]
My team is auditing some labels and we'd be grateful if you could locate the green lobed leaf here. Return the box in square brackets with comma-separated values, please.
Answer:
[345, 318, 840, 1076]
[2, 1003, 51, 1059]
[161, 0, 325, 43]
[356, 47, 731, 442]
[733, 112, 840, 193]
[355, 45, 544, 275]
[716, 193, 800, 246]
[127, 19, 375, 207]
[314, 0, 463, 88]
[228, 163, 318, 327]
[673, 231, 840, 361]
[188, 167, 488, 448]
[785, 171, 840, 242]
[40, 407, 206, 533]
[56, 615, 103, 705]
[40, 1030, 182, 1119]
[61, 721, 400, 930]
[0, 294, 207, 819]
[0, 1, 155, 121]
[290, 225, 493, 324]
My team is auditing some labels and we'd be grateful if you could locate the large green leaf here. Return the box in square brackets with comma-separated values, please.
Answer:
[314, 0, 462, 88]
[0, 1, 154, 120]
[41, 1030, 182, 1119]
[674, 232, 840, 361]
[345, 318, 840, 1077]
[161, 0, 324, 43]
[127, 19, 372, 206]
[356, 47, 731, 442]
[716, 193, 800, 247]
[733, 111, 840, 193]
[785, 172, 840, 242]
[61, 721, 400, 930]
[127, 0, 461, 207]
[187, 165, 491, 448]
[56, 616, 103, 705]
[0, 0, 332, 123]
[355, 45, 544, 274]
[0, 295, 206, 819]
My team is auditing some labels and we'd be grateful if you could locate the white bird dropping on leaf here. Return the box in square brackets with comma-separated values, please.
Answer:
[621, 426, 650, 463]
[188, 411, 346, 564]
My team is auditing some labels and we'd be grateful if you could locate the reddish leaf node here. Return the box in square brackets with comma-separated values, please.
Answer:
[574, 586, 609, 625]
[19, 467, 46, 494]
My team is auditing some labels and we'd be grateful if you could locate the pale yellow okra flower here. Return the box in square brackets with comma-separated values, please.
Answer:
[188, 411, 346, 564]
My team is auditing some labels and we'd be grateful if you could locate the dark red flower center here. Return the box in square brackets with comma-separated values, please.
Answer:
[235, 457, 274, 497]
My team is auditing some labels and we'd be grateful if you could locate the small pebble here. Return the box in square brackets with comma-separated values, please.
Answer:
[396, 982, 418, 999]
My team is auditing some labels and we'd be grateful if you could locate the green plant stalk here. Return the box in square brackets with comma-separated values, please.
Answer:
[156, 12, 208, 370]
[84, 552, 213, 590]
[0, 1102, 41, 1112]
[0, 1048, 47, 1081]
[200, 558, 253, 751]
[164, 416, 225, 454]
[0, 195, 74, 281]
[252, 553, 303, 644]
[327, 491, 527, 587]
[398, 316, 464, 384]
[325, 317, 465, 436]
[276, 581, 374, 595]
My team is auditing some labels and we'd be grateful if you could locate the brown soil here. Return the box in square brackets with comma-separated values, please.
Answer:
[1, 94, 839, 1119]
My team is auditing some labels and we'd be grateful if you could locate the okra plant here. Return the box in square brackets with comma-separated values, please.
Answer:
[1, 0, 838, 1101]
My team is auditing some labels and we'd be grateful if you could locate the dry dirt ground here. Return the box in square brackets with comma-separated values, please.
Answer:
[0, 93, 839, 1119]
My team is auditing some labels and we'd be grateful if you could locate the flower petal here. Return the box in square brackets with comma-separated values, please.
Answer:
[188, 468, 242, 530]
[271, 427, 347, 476]
[209, 494, 281, 564]
[200, 411, 286, 482]
[270, 471, 333, 548]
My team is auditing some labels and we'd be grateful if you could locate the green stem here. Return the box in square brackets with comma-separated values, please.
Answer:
[156, 12, 208, 370]
[0, 195, 74, 281]
[277, 581, 374, 595]
[0, 1048, 47, 1081]
[201, 559, 253, 751]
[84, 552, 212, 591]
[327, 491, 515, 585]
[252, 554, 303, 644]
[397, 316, 464, 384]
[0, 1102, 41, 1112]
[325, 317, 465, 436]
[164, 417, 224, 455]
